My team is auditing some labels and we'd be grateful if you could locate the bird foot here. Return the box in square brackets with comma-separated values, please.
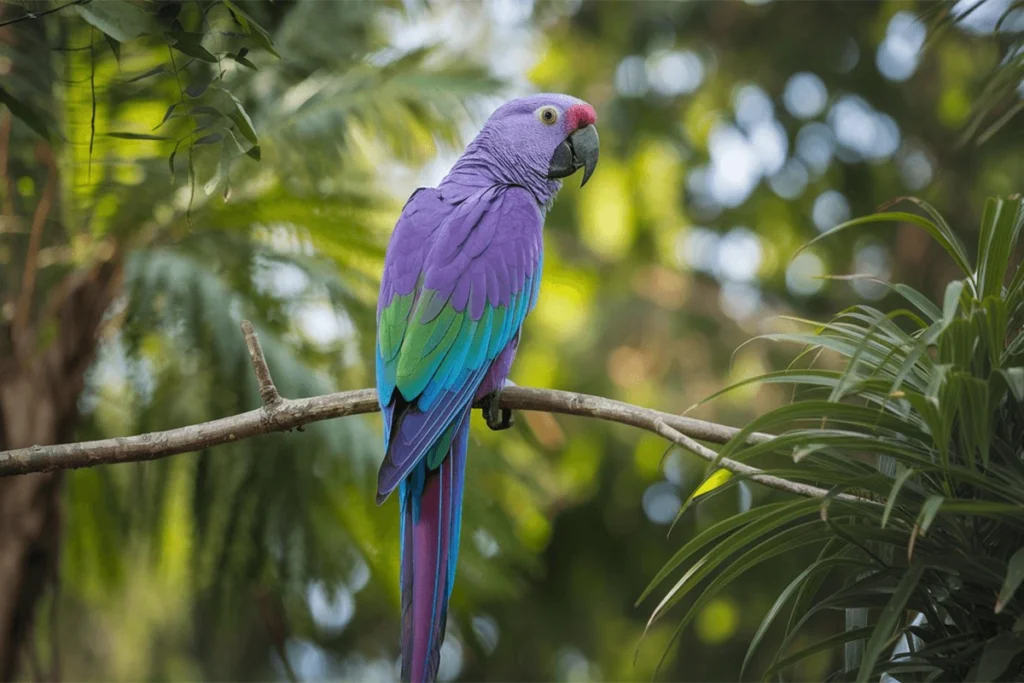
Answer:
[480, 389, 514, 431]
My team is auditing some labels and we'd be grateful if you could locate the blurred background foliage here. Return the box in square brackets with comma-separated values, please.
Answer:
[0, 0, 1021, 681]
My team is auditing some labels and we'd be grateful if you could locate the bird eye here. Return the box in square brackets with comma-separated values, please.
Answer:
[537, 106, 559, 125]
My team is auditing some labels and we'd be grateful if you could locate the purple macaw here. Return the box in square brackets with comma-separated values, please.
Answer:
[375, 94, 599, 682]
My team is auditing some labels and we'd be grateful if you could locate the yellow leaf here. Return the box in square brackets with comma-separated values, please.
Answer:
[688, 468, 733, 502]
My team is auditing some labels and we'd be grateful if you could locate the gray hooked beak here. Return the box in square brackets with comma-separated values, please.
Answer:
[547, 124, 599, 187]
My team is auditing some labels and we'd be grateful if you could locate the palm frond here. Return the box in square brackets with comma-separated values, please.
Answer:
[923, 0, 1024, 146]
[644, 195, 1024, 682]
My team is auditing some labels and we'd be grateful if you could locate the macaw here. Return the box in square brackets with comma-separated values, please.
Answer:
[374, 94, 599, 682]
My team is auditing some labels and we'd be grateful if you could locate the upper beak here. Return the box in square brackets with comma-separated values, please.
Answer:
[548, 124, 600, 187]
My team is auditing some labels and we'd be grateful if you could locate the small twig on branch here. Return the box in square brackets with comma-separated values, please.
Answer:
[0, 320, 875, 504]
[651, 420, 871, 504]
[0, 0, 90, 29]
[241, 320, 282, 407]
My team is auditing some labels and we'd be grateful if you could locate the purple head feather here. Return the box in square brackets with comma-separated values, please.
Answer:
[440, 93, 599, 207]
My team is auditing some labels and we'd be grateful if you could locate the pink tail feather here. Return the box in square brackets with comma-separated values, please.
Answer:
[399, 410, 470, 682]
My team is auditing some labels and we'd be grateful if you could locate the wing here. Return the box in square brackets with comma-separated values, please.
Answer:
[375, 184, 544, 499]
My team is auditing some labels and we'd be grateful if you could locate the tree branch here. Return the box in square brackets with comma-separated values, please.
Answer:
[0, 0, 90, 29]
[241, 320, 282, 407]
[0, 321, 876, 504]
[650, 420, 869, 504]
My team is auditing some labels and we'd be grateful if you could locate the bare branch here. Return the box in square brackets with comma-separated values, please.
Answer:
[0, 0, 89, 29]
[241, 320, 282, 408]
[0, 320, 876, 505]
[651, 420, 873, 504]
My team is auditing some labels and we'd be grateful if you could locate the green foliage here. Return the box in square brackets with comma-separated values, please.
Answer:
[0, 0, 509, 678]
[4, 0, 1024, 680]
[3, 0, 276, 177]
[642, 195, 1024, 681]
[936, 0, 1024, 145]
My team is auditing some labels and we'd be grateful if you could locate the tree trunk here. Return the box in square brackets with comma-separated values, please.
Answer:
[0, 260, 120, 681]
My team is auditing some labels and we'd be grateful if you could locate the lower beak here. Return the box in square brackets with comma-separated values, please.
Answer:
[547, 124, 600, 187]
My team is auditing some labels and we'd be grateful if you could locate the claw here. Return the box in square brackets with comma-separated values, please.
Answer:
[481, 389, 514, 431]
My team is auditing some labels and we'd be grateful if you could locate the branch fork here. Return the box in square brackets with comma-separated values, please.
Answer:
[0, 320, 876, 505]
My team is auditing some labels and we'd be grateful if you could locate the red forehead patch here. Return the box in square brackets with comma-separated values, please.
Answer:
[565, 103, 597, 131]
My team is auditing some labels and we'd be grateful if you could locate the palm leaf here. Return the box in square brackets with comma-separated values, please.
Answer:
[646, 195, 1024, 681]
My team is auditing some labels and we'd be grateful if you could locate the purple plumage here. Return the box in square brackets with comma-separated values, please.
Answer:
[375, 94, 599, 682]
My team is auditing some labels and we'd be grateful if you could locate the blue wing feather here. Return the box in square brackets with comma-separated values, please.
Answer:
[376, 186, 543, 497]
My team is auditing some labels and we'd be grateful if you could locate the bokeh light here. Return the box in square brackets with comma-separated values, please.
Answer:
[795, 122, 836, 176]
[812, 190, 851, 232]
[696, 598, 741, 645]
[828, 95, 901, 162]
[783, 72, 828, 119]
[642, 481, 683, 525]
[615, 55, 649, 98]
[472, 615, 501, 654]
[786, 252, 827, 297]
[898, 145, 935, 190]
[851, 243, 892, 300]
[307, 581, 355, 632]
[769, 158, 809, 199]
[647, 50, 705, 96]
[876, 12, 926, 82]
[715, 228, 763, 283]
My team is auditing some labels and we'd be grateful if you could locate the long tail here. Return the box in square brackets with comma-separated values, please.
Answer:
[398, 408, 471, 682]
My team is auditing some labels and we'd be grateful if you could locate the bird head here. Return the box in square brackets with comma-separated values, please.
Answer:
[478, 93, 600, 188]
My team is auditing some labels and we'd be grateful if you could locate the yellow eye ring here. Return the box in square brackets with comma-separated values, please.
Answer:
[537, 106, 559, 125]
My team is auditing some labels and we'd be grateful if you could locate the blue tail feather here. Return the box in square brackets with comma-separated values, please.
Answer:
[399, 408, 471, 683]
